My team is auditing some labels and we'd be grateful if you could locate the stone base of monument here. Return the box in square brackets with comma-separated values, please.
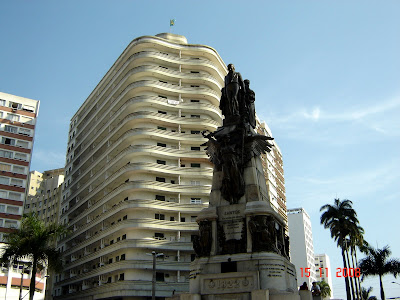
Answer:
[175, 252, 299, 300]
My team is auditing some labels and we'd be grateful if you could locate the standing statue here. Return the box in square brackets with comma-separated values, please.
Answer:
[221, 64, 245, 118]
[244, 79, 256, 129]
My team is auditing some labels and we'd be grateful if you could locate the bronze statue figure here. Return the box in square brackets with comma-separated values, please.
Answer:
[221, 64, 244, 118]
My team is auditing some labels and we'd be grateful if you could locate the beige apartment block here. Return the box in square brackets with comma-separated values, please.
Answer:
[25, 168, 64, 224]
[53, 33, 226, 299]
[256, 119, 288, 229]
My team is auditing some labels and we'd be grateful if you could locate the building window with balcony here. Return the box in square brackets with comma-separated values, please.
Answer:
[157, 126, 167, 130]
[157, 142, 166, 147]
[154, 232, 165, 240]
[4, 125, 17, 133]
[191, 163, 200, 168]
[155, 214, 165, 220]
[155, 195, 165, 201]
[156, 177, 165, 182]
[190, 198, 202, 204]
[158, 110, 167, 115]
[191, 147, 200, 151]
[0, 150, 13, 159]
[157, 160, 166, 165]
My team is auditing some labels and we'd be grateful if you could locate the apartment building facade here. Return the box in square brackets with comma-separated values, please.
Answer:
[315, 253, 334, 298]
[0, 91, 40, 298]
[287, 207, 317, 288]
[0, 91, 39, 240]
[53, 33, 226, 299]
[25, 168, 64, 224]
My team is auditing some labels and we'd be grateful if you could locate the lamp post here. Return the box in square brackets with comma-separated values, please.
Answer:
[150, 251, 164, 300]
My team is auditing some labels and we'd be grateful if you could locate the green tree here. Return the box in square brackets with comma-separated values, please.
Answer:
[358, 245, 400, 300]
[316, 281, 331, 298]
[361, 286, 377, 300]
[0, 213, 67, 300]
[320, 198, 363, 300]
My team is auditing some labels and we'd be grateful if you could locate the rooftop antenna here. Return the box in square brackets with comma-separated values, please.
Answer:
[170, 19, 175, 33]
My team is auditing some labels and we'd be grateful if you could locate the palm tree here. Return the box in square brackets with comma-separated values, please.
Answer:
[320, 198, 363, 300]
[358, 245, 400, 300]
[0, 213, 67, 300]
[361, 286, 377, 300]
[316, 281, 331, 298]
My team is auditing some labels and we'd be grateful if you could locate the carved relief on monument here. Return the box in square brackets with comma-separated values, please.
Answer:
[193, 219, 212, 257]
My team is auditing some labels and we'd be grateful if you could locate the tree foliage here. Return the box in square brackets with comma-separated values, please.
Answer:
[0, 213, 67, 300]
[359, 245, 400, 300]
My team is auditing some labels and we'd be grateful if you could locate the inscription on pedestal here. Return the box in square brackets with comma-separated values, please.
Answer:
[218, 204, 246, 240]
[201, 272, 258, 295]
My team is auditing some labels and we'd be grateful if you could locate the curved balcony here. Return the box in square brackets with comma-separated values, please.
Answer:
[63, 238, 194, 269]
[68, 160, 212, 210]
[76, 49, 224, 135]
[65, 180, 210, 226]
[64, 217, 199, 250]
[67, 144, 211, 205]
[57, 278, 190, 299]
[66, 198, 207, 238]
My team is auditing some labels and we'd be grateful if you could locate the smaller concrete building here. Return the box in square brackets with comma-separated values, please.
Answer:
[24, 168, 64, 224]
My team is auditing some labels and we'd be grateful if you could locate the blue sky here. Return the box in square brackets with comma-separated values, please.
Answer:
[1, 1, 399, 299]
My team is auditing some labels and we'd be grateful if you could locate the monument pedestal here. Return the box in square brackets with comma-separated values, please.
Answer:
[183, 66, 300, 300]
[187, 252, 298, 300]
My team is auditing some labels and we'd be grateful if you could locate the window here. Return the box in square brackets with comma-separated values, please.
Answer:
[121, 254, 125, 260]
[191, 181, 200, 186]
[157, 160, 166, 165]
[4, 125, 17, 133]
[0, 163, 11, 172]
[119, 273, 124, 281]
[191, 147, 200, 151]
[157, 142, 166, 147]
[190, 198, 202, 204]
[6, 114, 20, 122]
[158, 110, 167, 115]
[122, 234, 126, 240]
[191, 163, 200, 168]
[156, 177, 165, 183]
[13, 166, 25, 174]
[191, 130, 200, 134]
[0, 150, 13, 158]
[18, 128, 31, 136]
[14, 153, 27, 160]
[180, 217, 185, 222]
[154, 233, 165, 239]
[115, 256, 120, 262]
[170, 217, 175, 221]
[4, 220, 18, 229]
[157, 126, 167, 130]
[0, 99, 5, 106]
[116, 237, 120, 242]
[158, 95, 167, 99]
[190, 85, 200, 88]
[0, 205, 5, 212]
[156, 272, 165, 282]
[123, 215, 127, 220]
[155, 214, 165, 220]
[9, 102, 21, 110]
[16, 140, 29, 148]
[155, 195, 165, 201]
[10, 179, 23, 186]
[0, 177, 9, 185]
[1, 138, 15, 145]
[191, 115, 200, 118]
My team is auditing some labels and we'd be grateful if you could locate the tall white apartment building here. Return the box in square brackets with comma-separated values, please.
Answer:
[0, 92, 40, 298]
[0, 92, 39, 238]
[315, 253, 334, 298]
[287, 207, 317, 288]
[54, 33, 226, 299]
